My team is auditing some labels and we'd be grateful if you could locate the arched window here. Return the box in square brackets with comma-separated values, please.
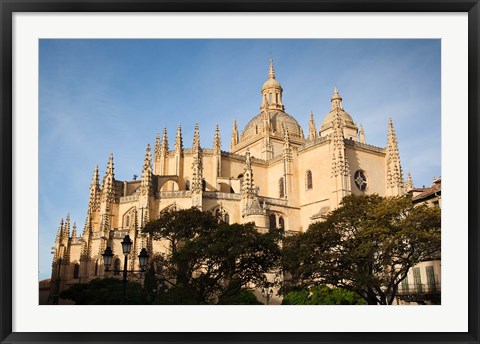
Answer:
[269, 214, 277, 230]
[73, 263, 80, 279]
[94, 260, 99, 276]
[279, 177, 285, 198]
[306, 170, 313, 190]
[224, 213, 230, 224]
[113, 258, 121, 276]
[279, 216, 285, 230]
[185, 180, 190, 191]
[202, 179, 206, 192]
[125, 215, 130, 228]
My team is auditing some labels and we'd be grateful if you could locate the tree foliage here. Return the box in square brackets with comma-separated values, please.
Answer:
[60, 278, 146, 305]
[282, 285, 366, 305]
[143, 207, 282, 304]
[282, 194, 441, 305]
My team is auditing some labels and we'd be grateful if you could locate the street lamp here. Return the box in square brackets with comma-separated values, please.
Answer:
[261, 287, 274, 305]
[102, 235, 150, 304]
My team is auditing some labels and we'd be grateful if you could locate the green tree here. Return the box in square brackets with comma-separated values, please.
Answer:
[143, 264, 158, 304]
[60, 278, 147, 305]
[143, 207, 282, 304]
[282, 285, 366, 305]
[282, 195, 441, 305]
[218, 289, 263, 305]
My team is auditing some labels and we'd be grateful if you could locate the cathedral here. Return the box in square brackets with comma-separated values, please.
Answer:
[50, 60, 406, 299]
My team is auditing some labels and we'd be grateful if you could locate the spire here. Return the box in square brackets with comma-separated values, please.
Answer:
[160, 127, 169, 157]
[101, 153, 116, 203]
[140, 143, 153, 193]
[80, 215, 92, 260]
[242, 149, 255, 198]
[106, 153, 114, 177]
[359, 124, 366, 144]
[331, 112, 350, 177]
[308, 111, 318, 140]
[154, 132, 161, 161]
[82, 214, 91, 237]
[88, 165, 100, 214]
[268, 58, 275, 79]
[56, 218, 64, 242]
[71, 222, 77, 239]
[191, 123, 203, 193]
[385, 118, 404, 195]
[63, 214, 71, 238]
[331, 86, 343, 110]
[213, 124, 221, 155]
[405, 171, 413, 192]
[193, 123, 200, 151]
[230, 117, 239, 151]
[174, 124, 183, 153]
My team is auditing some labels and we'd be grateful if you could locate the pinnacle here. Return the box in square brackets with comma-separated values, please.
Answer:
[214, 124, 221, 153]
[268, 58, 275, 79]
[193, 123, 201, 150]
[175, 124, 183, 152]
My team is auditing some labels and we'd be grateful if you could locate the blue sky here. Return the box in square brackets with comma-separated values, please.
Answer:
[39, 39, 441, 280]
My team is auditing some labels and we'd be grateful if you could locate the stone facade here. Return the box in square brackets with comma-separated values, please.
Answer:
[49, 60, 407, 301]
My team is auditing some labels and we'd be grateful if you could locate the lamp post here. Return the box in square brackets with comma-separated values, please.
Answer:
[102, 235, 149, 304]
[261, 287, 274, 305]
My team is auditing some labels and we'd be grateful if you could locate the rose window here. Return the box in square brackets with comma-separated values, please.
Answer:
[354, 170, 367, 191]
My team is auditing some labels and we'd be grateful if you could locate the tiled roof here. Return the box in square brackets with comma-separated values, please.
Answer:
[412, 183, 441, 202]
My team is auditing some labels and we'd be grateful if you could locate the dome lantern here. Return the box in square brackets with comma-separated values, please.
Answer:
[261, 59, 284, 112]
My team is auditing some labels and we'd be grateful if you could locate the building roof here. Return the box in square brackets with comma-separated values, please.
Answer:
[411, 178, 441, 202]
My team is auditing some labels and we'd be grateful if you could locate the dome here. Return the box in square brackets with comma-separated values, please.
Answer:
[321, 108, 356, 128]
[241, 110, 305, 141]
[262, 78, 282, 91]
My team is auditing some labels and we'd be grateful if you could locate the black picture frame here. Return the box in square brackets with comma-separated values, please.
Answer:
[1, 1, 479, 343]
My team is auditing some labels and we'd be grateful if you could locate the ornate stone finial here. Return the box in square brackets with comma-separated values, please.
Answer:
[230, 117, 239, 151]
[64, 214, 71, 238]
[193, 123, 201, 151]
[283, 124, 293, 164]
[405, 171, 414, 192]
[71, 222, 77, 239]
[268, 58, 275, 79]
[386, 118, 404, 195]
[106, 153, 114, 177]
[174, 124, 183, 153]
[308, 111, 318, 140]
[154, 132, 161, 161]
[359, 124, 366, 144]
[283, 123, 290, 147]
[191, 124, 203, 193]
[331, 86, 343, 110]
[141, 144, 153, 194]
[245, 148, 252, 169]
[56, 218, 64, 242]
[88, 165, 101, 214]
[102, 153, 116, 203]
[160, 128, 168, 157]
[91, 164, 99, 189]
[242, 149, 255, 198]
[331, 112, 350, 177]
[213, 124, 221, 155]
